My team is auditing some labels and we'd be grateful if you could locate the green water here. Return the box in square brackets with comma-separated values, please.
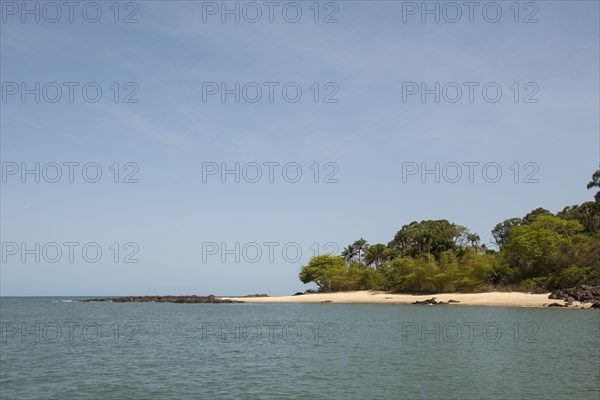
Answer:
[1, 297, 598, 399]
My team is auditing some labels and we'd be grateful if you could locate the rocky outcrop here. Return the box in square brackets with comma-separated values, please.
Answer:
[82, 295, 243, 304]
[549, 286, 600, 308]
[411, 297, 459, 305]
[293, 290, 317, 296]
[242, 294, 269, 298]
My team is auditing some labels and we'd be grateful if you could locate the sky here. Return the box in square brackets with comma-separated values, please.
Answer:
[1, 0, 599, 296]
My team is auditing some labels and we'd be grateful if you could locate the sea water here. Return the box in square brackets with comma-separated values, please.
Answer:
[1, 297, 598, 399]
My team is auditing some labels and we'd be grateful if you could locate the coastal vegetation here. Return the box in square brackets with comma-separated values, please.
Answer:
[299, 170, 600, 293]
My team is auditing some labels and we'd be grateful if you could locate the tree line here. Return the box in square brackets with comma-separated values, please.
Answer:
[299, 170, 600, 293]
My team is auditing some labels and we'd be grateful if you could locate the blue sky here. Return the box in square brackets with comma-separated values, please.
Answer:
[1, 0, 599, 296]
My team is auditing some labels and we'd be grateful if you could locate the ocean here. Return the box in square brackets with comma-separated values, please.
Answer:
[1, 297, 598, 399]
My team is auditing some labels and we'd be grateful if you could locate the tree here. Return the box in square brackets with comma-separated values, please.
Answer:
[557, 170, 600, 233]
[467, 233, 481, 250]
[340, 245, 357, 264]
[383, 248, 400, 262]
[388, 230, 409, 252]
[299, 255, 347, 291]
[502, 215, 583, 280]
[364, 243, 387, 267]
[551, 234, 600, 273]
[386, 257, 417, 292]
[558, 202, 600, 233]
[492, 218, 523, 248]
[352, 238, 368, 263]
[587, 169, 600, 202]
[523, 208, 553, 224]
[390, 220, 466, 258]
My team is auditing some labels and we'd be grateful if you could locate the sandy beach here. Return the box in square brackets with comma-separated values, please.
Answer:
[222, 291, 594, 308]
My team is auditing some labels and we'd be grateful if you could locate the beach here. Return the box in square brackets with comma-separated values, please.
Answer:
[222, 291, 594, 308]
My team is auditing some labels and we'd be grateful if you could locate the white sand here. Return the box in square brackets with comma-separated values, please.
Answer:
[221, 291, 594, 308]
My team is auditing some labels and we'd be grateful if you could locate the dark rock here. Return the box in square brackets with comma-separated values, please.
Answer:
[293, 292, 305, 296]
[321, 300, 332, 303]
[548, 303, 564, 307]
[591, 303, 600, 309]
[549, 285, 600, 305]
[242, 294, 269, 298]
[412, 297, 452, 305]
[81, 295, 244, 304]
[411, 297, 458, 305]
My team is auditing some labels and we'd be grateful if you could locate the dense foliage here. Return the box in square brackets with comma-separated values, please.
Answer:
[299, 171, 600, 293]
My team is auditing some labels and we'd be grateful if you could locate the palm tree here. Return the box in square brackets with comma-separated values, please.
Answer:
[467, 233, 480, 252]
[383, 248, 399, 262]
[340, 245, 357, 264]
[352, 238, 368, 263]
[364, 244, 386, 267]
[466, 233, 481, 267]
[389, 230, 409, 252]
[416, 230, 433, 255]
[587, 169, 600, 202]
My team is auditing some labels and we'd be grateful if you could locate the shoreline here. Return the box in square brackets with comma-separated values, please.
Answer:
[221, 291, 595, 308]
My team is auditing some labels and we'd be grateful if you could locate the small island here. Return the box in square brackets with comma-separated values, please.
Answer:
[85, 172, 600, 309]
[279, 171, 600, 309]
